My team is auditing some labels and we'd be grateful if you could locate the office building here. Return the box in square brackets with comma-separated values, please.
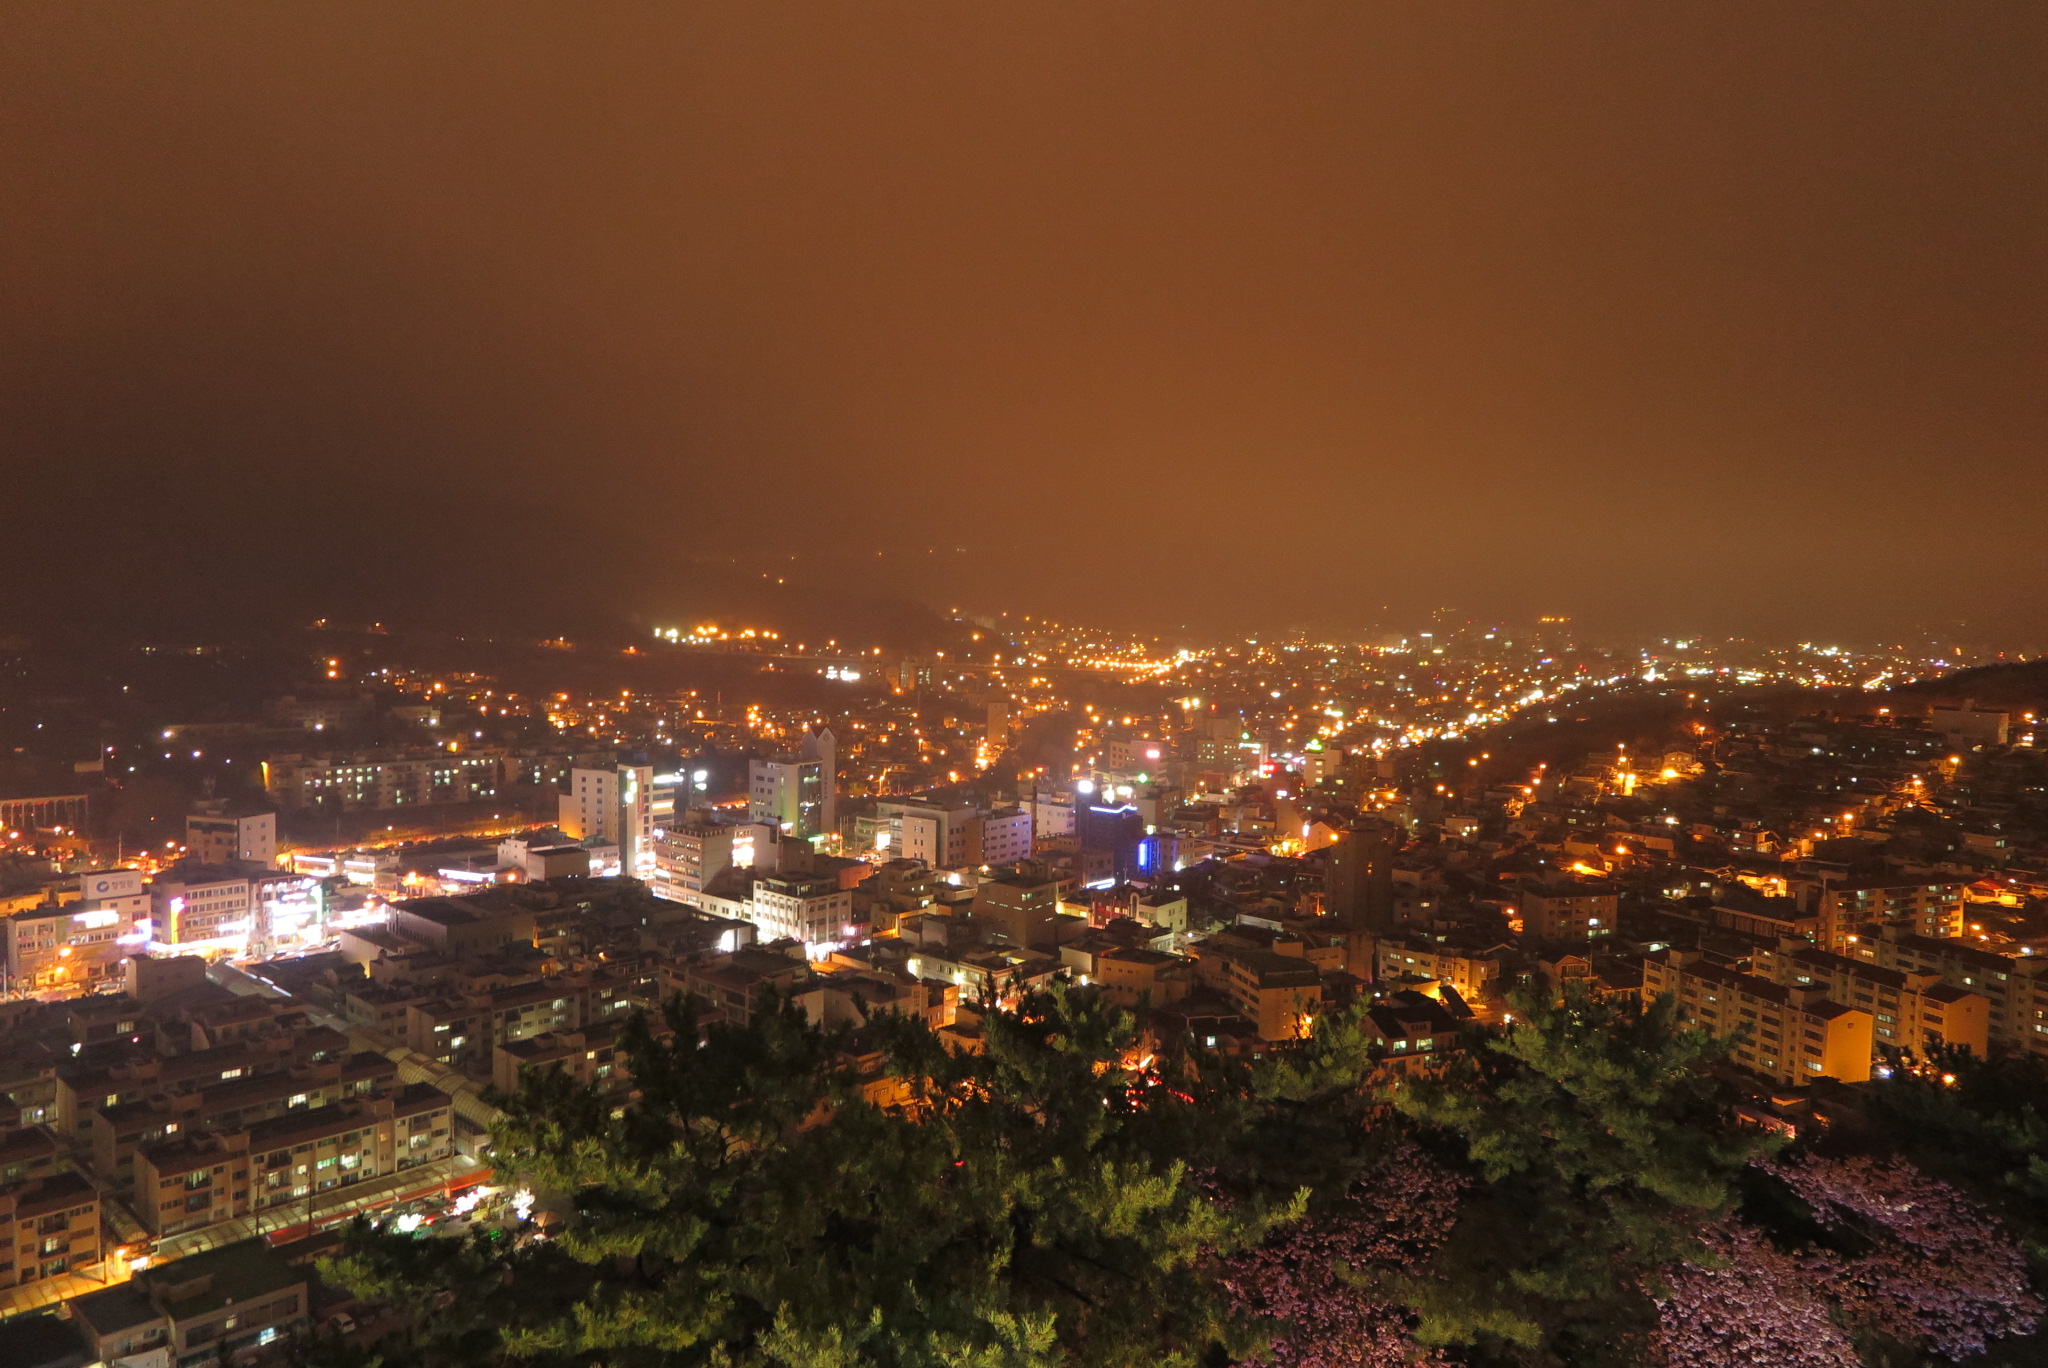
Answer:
[750, 875, 856, 950]
[2, 870, 147, 996]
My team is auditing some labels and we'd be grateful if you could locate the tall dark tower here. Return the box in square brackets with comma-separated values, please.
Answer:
[1325, 817, 1398, 932]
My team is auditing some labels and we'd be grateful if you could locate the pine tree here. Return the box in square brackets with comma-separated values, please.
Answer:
[1388, 980, 1772, 1365]
[319, 983, 1287, 1368]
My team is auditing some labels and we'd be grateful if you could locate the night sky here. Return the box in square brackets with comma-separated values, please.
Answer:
[3, 5, 2043, 642]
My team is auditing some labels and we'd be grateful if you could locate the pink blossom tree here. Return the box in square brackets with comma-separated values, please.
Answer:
[1218, 1145, 1464, 1368]
[1649, 1222, 1859, 1368]
[1766, 1153, 2043, 1361]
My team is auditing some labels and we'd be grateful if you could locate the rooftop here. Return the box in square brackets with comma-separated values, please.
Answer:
[140, 1237, 302, 1321]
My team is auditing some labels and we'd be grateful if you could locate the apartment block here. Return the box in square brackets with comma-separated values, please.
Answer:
[71, 1237, 308, 1368]
[1816, 879, 1967, 951]
[403, 970, 646, 1076]
[134, 1084, 453, 1236]
[1520, 881, 1619, 944]
[1194, 942, 1323, 1042]
[1846, 928, 2048, 1057]
[1642, 950, 1873, 1084]
[134, 1132, 254, 1238]
[1754, 944, 1990, 1058]
[492, 1022, 633, 1102]
[1372, 934, 1507, 999]
[262, 749, 505, 811]
[0, 1170, 100, 1289]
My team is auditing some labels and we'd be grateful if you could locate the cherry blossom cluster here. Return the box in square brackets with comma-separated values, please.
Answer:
[1218, 1145, 1465, 1368]
[1649, 1221, 1859, 1368]
[1764, 1153, 2043, 1360]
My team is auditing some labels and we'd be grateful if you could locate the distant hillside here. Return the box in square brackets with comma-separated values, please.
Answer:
[0, 474, 956, 655]
[1423, 681, 1841, 777]
[1885, 659, 2048, 714]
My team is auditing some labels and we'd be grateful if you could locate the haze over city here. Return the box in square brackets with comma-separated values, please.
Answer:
[4, 4, 2045, 643]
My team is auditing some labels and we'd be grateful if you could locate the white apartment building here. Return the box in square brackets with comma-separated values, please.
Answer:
[559, 766, 655, 879]
[263, 751, 503, 811]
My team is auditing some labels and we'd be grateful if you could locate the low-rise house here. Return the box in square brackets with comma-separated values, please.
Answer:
[71, 1237, 308, 1368]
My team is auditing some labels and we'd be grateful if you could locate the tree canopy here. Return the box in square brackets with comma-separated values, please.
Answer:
[312, 979, 2044, 1368]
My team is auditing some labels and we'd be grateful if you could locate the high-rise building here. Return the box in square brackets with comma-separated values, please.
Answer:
[749, 728, 836, 843]
[187, 799, 278, 867]
[559, 765, 656, 878]
[1324, 818, 1397, 932]
[749, 757, 825, 840]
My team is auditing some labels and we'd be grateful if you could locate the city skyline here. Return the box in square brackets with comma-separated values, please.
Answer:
[2, 7, 2045, 1366]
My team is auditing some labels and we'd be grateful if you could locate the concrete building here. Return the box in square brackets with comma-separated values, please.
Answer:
[1754, 943, 1990, 1058]
[0, 1170, 100, 1290]
[262, 749, 504, 811]
[976, 807, 1034, 865]
[1642, 950, 1874, 1084]
[1021, 794, 1075, 843]
[185, 800, 277, 868]
[130, 1081, 454, 1238]
[1931, 701, 2010, 748]
[70, 1237, 308, 1368]
[1520, 881, 1619, 944]
[748, 728, 837, 845]
[389, 894, 538, 956]
[970, 866, 1066, 950]
[750, 875, 856, 950]
[133, 1133, 253, 1238]
[148, 866, 253, 949]
[1815, 878, 1967, 951]
[1845, 927, 2048, 1058]
[559, 765, 655, 880]
[2, 870, 146, 996]
[1131, 890, 1190, 944]
[1363, 991, 1464, 1071]
[1324, 819, 1398, 932]
[652, 816, 773, 906]
[880, 800, 981, 869]
[1372, 935, 1507, 1000]
[492, 1022, 637, 1104]
[1092, 947, 1188, 1007]
[1210, 947, 1323, 1042]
